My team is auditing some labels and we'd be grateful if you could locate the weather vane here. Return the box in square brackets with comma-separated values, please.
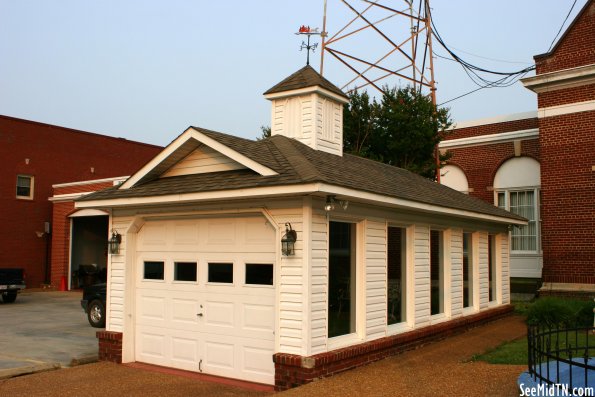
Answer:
[296, 25, 324, 66]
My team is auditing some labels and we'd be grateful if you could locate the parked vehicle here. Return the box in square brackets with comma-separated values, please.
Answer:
[0, 268, 26, 303]
[80, 283, 106, 328]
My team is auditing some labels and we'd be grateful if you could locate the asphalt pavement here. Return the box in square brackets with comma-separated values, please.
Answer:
[0, 290, 98, 379]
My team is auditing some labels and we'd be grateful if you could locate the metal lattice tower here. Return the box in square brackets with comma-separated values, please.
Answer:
[320, 0, 436, 103]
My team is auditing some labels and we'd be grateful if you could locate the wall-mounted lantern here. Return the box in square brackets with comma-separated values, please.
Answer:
[281, 223, 297, 256]
[324, 195, 349, 212]
[108, 230, 122, 255]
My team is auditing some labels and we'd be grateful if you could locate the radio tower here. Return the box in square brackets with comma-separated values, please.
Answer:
[319, 0, 441, 180]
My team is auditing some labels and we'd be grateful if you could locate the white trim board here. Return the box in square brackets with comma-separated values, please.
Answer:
[440, 128, 539, 149]
[53, 176, 129, 189]
[449, 111, 537, 131]
[75, 182, 526, 226]
[538, 99, 595, 119]
[522, 64, 595, 93]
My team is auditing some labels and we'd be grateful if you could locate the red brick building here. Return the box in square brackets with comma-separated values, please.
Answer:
[1, 115, 161, 288]
[440, 0, 594, 296]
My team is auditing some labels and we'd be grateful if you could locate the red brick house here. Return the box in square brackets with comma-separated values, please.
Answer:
[440, 0, 595, 297]
[1, 115, 161, 288]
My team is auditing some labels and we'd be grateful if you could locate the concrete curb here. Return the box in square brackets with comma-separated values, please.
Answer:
[0, 362, 61, 380]
[69, 354, 99, 367]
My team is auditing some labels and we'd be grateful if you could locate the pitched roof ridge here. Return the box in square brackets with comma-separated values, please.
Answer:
[268, 135, 322, 182]
[263, 65, 348, 99]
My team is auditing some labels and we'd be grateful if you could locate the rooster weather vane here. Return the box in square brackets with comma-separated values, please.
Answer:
[296, 25, 324, 66]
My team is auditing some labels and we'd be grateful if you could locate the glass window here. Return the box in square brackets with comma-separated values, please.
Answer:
[387, 227, 406, 325]
[430, 230, 444, 315]
[245, 264, 273, 285]
[144, 261, 164, 280]
[174, 262, 197, 282]
[208, 263, 233, 283]
[488, 235, 497, 302]
[328, 221, 356, 338]
[463, 233, 473, 308]
[497, 190, 539, 252]
[16, 175, 33, 198]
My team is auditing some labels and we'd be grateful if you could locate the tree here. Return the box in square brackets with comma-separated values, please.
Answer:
[257, 125, 271, 140]
[343, 86, 452, 179]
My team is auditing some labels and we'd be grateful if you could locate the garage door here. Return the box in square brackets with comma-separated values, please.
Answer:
[134, 216, 276, 385]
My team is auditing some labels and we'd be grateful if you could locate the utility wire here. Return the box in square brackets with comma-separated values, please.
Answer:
[546, 0, 579, 52]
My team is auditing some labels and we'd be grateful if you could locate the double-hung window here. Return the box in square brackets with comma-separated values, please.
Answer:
[16, 175, 34, 199]
[497, 189, 540, 253]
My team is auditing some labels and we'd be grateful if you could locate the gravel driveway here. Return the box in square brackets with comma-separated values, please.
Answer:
[0, 315, 527, 397]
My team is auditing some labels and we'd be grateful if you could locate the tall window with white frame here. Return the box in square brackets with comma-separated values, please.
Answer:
[328, 221, 357, 338]
[497, 190, 539, 252]
[462, 232, 473, 309]
[430, 230, 444, 315]
[387, 226, 406, 325]
[488, 235, 497, 303]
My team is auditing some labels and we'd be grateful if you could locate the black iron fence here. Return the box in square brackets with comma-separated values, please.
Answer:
[528, 325, 595, 389]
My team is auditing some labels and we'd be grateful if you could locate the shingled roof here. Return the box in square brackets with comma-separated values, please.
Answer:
[263, 65, 348, 99]
[79, 127, 525, 223]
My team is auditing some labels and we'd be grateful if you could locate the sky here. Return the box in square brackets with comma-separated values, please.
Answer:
[0, 1, 587, 147]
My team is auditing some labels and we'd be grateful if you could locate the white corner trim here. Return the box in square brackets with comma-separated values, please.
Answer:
[120, 127, 278, 189]
[521, 64, 595, 93]
[52, 176, 129, 189]
[449, 111, 537, 130]
[538, 99, 595, 119]
[75, 182, 526, 226]
[264, 85, 349, 104]
[440, 128, 539, 149]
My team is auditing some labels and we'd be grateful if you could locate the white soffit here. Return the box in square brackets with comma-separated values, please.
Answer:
[439, 128, 539, 149]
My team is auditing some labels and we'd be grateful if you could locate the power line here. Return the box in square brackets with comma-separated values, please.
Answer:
[547, 0, 579, 52]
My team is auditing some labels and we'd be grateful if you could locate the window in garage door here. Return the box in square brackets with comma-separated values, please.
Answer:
[144, 261, 164, 280]
[208, 262, 233, 283]
[245, 264, 273, 285]
[174, 262, 197, 282]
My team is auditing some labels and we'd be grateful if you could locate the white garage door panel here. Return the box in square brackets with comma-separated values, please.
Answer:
[135, 216, 276, 385]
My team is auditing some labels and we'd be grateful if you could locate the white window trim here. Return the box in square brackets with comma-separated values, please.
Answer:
[16, 174, 34, 200]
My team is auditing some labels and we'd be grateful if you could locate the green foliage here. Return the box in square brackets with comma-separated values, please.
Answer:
[343, 86, 453, 179]
[526, 297, 594, 327]
[257, 125, 271, 141]
[472, 337, 528, 365]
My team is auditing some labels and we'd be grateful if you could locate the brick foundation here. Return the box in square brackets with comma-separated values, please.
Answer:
[97, 331, 123, 364]
[273, 305, 513, 391]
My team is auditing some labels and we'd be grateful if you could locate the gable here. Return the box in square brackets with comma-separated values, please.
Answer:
[161, 145, 246, 178]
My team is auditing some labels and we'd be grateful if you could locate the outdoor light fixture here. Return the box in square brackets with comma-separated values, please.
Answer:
[324, 195, 349, 212]
[108, 230, 122, 255]
[281, 223, 297, 256]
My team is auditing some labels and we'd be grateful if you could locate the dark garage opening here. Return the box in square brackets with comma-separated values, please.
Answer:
[71, 216, 108, 289]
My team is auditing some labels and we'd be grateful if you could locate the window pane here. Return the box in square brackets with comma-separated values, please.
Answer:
[430, 230, 444, 315]
[497, 192, 506, 209]
[245, 264, 273, 285]
[208, 263, 233, 283]
[328, 221, 356, 338]
[509, 190, 537, 252]
[488, 236, 497, 302]
[463, 233, 473, 308]
[16, 176, 32, 197]
[174, 262, 197, 282]
[387, 227, 406, 325]
[144, 261, 164, 280]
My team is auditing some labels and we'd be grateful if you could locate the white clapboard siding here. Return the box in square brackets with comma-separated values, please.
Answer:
[478, 232, 489, 309]
[413, 225, 431, 327]
[501, 233, 511, 304]
[314, 96, 343, 156]
[268, 206, 305, 355]
[450, 228, 464, 318]
[365, 220, 387, 341]
[271, 95, 313, 143]
[161, 145, 245, 178]
[310, 210, 329, 355]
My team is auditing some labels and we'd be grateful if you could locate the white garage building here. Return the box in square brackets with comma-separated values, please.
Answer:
[76, 66, 525, 389]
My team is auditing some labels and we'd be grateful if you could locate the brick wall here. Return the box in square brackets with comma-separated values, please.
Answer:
[447, 118, 538, 140]
[97, 331, 123, 363]
[274, 305, 513, 391]
[534, 1, 595, 75]
[538, 83, 595, 109]
[0, 115, 160, 287]
[538, 112, 595, 285]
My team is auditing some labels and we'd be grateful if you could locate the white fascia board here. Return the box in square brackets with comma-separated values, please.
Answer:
[52, 176, 130, 189]
[49, 191, 97, 202]
[521, 64, 595, 93]
[120, 127, 278, 190]
[188, 128, 278, 176]
[120, 127, 196, 189]
[449, 111, 538, 130]
[439, 128, 539, 149]
[76, 182, 525, 226]
[264, 86, 349, 104]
